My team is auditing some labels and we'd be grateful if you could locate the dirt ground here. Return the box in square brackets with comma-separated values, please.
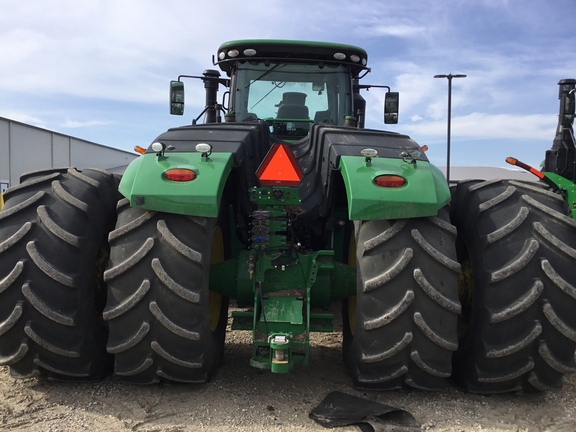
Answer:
[1, 322, 576, 432]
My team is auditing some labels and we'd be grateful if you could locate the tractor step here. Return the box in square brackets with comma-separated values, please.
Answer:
[231, 311, 253, 330]
[231, 310, 334, 332]
[257, 297, 305, 335]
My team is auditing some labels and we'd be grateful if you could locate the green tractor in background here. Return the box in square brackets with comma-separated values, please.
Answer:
[0, 40, 574, 393]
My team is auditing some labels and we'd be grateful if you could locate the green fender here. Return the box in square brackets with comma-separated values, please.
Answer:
[338, 156, 450, 220]
[542, 171, 576, 220]
[119, 152, 234, 217]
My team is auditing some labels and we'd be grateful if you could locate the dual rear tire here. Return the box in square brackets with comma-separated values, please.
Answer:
[0, 169, 227, 384]
[345, 178, 576, 393]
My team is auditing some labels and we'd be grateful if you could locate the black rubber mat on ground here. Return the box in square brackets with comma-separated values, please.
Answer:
[309, 391, 420, 432]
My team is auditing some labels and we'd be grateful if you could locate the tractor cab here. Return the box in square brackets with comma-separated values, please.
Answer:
[232, 62, 351, 138]
[170, 40, 399, 137]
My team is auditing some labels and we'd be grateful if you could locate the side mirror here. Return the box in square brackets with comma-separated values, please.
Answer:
[170, 80, 185, 115]
[558, 79, 576, 128]
[384, 92, 399, 124]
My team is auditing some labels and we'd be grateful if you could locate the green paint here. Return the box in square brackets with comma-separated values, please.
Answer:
[542, 172, 576, 220]
[230, 311, 253, 330]
[330, 261, 357, 300]
[258, 297, 305, 334]
[209, 257, 239, 298]
[339, 156, 450, 220]
[119, 152, 233, 217]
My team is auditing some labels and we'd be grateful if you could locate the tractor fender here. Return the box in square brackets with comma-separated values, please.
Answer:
[338, 155, 450, 220]
[119, 151, 234, 217]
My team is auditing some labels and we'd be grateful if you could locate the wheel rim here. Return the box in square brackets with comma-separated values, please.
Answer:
[209, 225, 224, 332]
[347, 231, 357, 335]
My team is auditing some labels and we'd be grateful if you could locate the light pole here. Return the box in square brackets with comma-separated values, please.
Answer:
[434, 74, 466, 183]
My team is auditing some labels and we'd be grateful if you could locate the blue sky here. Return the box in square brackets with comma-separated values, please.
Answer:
[1, 0, 575, 169]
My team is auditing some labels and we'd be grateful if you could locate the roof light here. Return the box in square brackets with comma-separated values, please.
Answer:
[227, 49, 239, 58]
[243, 48, 257, 56]
[164, 169, 197, 182]
[134, 146, 146, 155]
[350, 54, 360, 63]
[360, 148, 378, 158]
[151, 142, 165, 153]
[195, 143, 212, 154]
[218, 51, 226, 60]
[333, 52, 346, 60]
[374, 175, 406, 188]
[256, 143, 303, 187]
[362, 58, 367, 66]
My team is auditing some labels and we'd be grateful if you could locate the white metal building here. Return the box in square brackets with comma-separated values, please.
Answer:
[0, 116, 137, 194]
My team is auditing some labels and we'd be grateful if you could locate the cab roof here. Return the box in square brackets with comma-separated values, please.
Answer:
[215, 39, 369, 77]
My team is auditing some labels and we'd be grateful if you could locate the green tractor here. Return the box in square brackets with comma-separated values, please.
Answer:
[0, 40, 574, 393]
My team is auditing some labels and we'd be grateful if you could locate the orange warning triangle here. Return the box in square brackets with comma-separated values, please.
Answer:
[256, 143, 303, 186]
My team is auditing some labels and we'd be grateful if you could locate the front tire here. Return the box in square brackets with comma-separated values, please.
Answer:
[451, 179, 576, 393]
[343, 210, 461, 390]
[104, 200, 228, 383]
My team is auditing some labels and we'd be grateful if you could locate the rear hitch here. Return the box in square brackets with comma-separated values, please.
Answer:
[250, 333, 293, 374]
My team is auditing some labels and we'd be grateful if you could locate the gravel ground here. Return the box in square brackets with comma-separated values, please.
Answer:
[1, 317, 576, 431]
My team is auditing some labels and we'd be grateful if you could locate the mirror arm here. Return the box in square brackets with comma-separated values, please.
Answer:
[178, 75, 230, 87]
[353, 84, 391, 92]
[192, 104, 228, 125]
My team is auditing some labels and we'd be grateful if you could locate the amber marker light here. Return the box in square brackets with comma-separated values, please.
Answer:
[505, 156, 558, 190]
[164, 169, 197, 182]
[505, 157, 545, 179]
[134, 146, 146, 155]
[373, 174, 406, 188]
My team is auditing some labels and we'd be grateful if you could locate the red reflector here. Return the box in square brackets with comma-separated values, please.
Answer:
[256, 143, 303, 186]
[374, 175, 406, 188]
[164, 169, 197, 182]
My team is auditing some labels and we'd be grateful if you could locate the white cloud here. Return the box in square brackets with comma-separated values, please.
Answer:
[61, 119, 110, 128]
[0, 111, 47, 129]
[363, 24, 426, 38]
[0, 0, 292, 103]
[402, 112, 556, 141]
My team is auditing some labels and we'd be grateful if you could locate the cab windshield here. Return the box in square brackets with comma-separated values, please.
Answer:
[233, 62, 352, 132]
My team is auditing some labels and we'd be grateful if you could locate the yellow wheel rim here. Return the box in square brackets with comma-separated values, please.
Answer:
[347, 231, 357, 335]
[209, 225, 224, 332]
